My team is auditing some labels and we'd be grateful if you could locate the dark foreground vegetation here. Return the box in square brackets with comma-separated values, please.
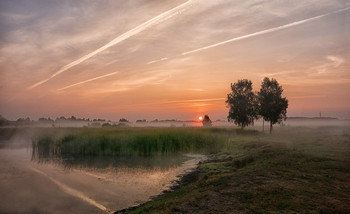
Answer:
[30, 126, 350, 213]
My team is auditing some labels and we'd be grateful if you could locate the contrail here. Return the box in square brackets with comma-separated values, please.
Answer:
[28, 166, 110, 213]
[147, 6, 350, 64]
[181, 6, 350, 56]
[136, 97, 226, 106]
[28, 0, 194, 90]
[58, 71, 119, 91]
[55, 6, 350, 90]
[147, 57, 168, 65]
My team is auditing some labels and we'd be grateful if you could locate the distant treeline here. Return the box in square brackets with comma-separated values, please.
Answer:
[0, 115, 109, 126]
[0, 115, 215, 127]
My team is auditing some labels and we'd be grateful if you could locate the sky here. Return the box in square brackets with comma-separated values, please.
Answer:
[0, 0, 350, 121]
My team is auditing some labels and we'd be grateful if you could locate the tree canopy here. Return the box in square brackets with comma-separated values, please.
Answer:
[258, 77, 288, 133]
[226, 79, 257, 128]
[226, 78, 288, 132]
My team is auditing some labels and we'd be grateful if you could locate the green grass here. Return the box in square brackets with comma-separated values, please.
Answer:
[32, 128, 228, 159]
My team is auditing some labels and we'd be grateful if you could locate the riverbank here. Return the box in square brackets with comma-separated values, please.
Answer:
[122, 126, 350, 213]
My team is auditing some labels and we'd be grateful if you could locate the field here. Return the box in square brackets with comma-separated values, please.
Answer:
[29, 125, 350, 213]
[123, 126, 350, 213]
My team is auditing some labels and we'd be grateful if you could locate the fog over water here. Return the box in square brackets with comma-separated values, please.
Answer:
[0, 129, 204, 213]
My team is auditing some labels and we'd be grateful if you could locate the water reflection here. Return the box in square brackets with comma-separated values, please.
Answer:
[0, 146, 204, 213]
[29, 146, 204, 212]
[1, 129, 206, 213]
[32, 150, 189, 170]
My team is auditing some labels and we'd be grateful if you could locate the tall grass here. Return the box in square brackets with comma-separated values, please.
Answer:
[32, 128, 228, 160]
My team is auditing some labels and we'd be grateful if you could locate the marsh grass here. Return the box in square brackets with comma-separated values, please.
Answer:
[32, 128, 228, 161]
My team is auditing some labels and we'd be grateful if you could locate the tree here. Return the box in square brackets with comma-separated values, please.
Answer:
[258, 77, 288, 133]
[202, 115, 212, 127]
[226, 79, 257, 128]
[119, 118, 129, 123]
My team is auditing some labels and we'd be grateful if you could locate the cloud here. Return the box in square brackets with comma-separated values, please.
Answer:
[58, 69, 181, 92]
[186, 88, 205, 92]
[29, 0, 195, 89]
[0, 12, 32, 24]
[151, 97, 226, 105]
[145, 6, 350, 66]
[57, 71, 119, 91]
[147, 57, 168, 65]
[181, 6, 350, 56]
[327, 56, 344, 68]
[290, 95, 327, 99]
[310, 55, 345, 74]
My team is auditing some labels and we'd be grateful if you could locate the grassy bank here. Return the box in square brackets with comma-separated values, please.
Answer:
[124, 126, 350, 213]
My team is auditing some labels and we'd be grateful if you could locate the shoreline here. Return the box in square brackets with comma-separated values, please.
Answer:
[114, 156, 210, 214]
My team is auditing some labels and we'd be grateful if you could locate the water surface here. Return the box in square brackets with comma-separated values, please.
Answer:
[0, 138, 204, 213]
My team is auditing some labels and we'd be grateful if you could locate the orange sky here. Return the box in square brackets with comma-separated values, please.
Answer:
[1, 0, 350, 121]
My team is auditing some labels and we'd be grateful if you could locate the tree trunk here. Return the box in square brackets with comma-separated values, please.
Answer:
[262, 120, 264, 132]
[270, 121, 273, 134]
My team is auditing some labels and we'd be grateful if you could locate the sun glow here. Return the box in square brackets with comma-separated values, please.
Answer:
[198, 116, 203, 121]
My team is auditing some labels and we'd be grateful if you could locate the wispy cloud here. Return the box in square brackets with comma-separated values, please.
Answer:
[108, 97, 225, 108]
[327, 55, 344, 68]
[146, 97, 226, 105]
[58, 72, 119, 91]
[290, 95, 327, 99]
[58, 69, 180, 92]
[147, 57, 168, 65]
[186, 88, 206, 92]
[145, 6, 350, 66]
[0, 12, 32, 23]
[310, 55, 345, 74]
[181, 6, 350, 56]
[28, 0, 195, 90]
[261, 55, 345, 79]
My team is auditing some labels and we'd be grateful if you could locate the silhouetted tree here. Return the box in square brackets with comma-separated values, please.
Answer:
[38, 117, 54, 123]
[136, 119, 147, 123]
[102, 123, 111, 127]
[0, 115, 9, 126]
[119, 118, 129, 123]
[258, 77, 288, 133]
[226, 79, 257, 128]
[202, 115, 212, 127]
[56, 116, 66, 121]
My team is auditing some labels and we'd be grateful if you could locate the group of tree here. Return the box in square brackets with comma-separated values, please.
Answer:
[226, 77, 288, 133]
[119, 118, 129, 123]
[55, 116, 92, 121]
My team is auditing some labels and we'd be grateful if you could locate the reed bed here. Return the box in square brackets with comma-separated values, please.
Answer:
[32, 128, 228, 159]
